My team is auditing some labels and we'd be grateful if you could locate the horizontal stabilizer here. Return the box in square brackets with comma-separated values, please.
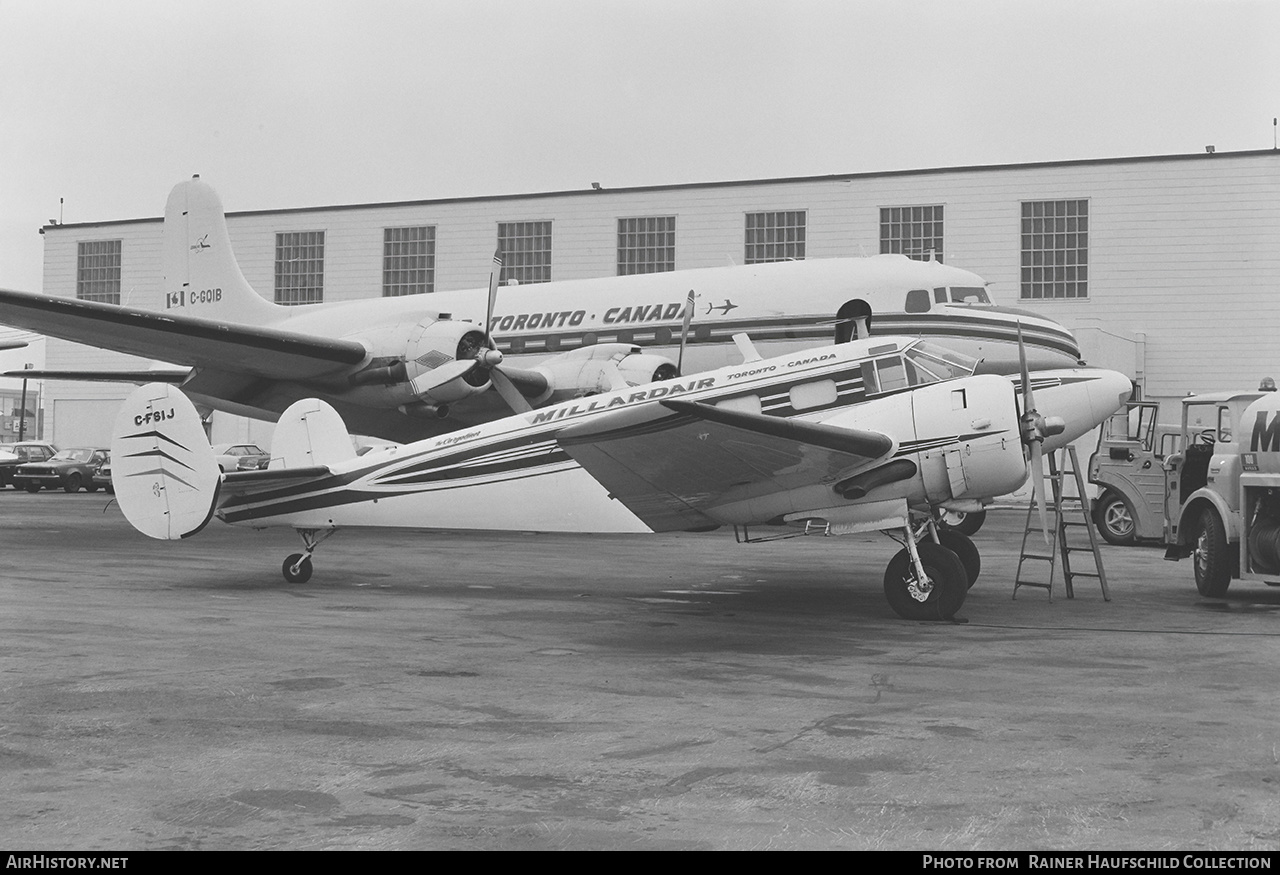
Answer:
[110, 383, 222, 540]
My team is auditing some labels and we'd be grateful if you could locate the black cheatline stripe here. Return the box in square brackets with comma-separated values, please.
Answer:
[219, 461, 578, 523]
[491, 313, 1079, 358]
[381, 447, 571, 485]
[120, 447, 197, 472]
[118, 428, 193, 454]
[557, 411, 697, 446]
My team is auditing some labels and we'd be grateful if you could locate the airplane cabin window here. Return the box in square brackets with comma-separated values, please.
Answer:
[789, 380, 838, 411]
[904, 289, 931, 313]
[875, 356, 908, 391]
[715, 395, 763, 416]
[933, 288, 948, 303]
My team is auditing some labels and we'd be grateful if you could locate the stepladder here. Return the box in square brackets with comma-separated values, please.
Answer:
[1014, 445, 1112, 601]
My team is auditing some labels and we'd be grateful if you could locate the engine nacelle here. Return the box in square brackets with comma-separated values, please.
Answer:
[531, 344, 680, 405]
[343, 319, 491, 408]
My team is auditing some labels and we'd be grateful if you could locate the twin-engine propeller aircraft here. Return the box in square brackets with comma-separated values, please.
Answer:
[109, 332, 1129, 620]
[0, 177, 1082, 444]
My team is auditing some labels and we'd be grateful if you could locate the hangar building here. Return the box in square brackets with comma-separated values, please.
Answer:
[35, 148, 1280, 447]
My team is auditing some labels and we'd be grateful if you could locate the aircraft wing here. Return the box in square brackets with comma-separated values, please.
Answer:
[0, 287, 367, 380]
[556, 398, 894, 531]
[2, 368, 191, 383]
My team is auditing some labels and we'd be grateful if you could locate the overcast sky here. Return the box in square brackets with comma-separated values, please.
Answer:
[0, 0, 1276, 376]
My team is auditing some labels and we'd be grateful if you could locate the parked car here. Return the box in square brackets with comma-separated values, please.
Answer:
[0, 441, 58, 488]
[211, 443, 271, 472]
[13, 447, 111, 493]
[92, 453, 113, 494]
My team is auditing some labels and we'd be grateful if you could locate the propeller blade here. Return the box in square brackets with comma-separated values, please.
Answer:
[485, 249, 503, 348]
[676, 289, 695, 376]
[1017, 321, 1050, 543]
[491, 368, 533, 413]
[1029, 441, 1051, 545]
[1017, 321, 1036, 417]
[408, 359, 479, 397]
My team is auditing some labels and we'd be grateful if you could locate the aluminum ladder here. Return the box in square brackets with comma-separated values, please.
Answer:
[1013, 445, 1112, 601]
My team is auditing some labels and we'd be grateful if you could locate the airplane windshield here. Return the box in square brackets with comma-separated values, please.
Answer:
[949, 286, 990, 304]
[905, 342, 979, 382]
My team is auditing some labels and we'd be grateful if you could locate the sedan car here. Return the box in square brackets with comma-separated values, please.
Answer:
[92, 453, 113, 494]
[212, 443, 271, 472]
[0, 441, 58, 488]
[13, 447, 111, 493]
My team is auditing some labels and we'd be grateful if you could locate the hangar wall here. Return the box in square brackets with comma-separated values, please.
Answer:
[37, 149, 1280, 446]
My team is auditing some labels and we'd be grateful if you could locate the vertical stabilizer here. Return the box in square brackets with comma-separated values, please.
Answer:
[162, 176, 284, 324]
[272, 398, 358, 469]
[111, 383, 222, 540]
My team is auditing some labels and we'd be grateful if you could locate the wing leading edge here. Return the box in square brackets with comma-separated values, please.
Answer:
[0, 287, 367, 381]
[557, 398, 895, 531]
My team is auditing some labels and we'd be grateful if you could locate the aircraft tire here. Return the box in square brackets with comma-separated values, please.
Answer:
[936, 530, 981, 588]
[1191, 508, 1231, 598]
[282, 553, 313, 584]
[1093, 491, 1136, 546]
[939, 508, 986, 537]
[883, 543, 968, 621]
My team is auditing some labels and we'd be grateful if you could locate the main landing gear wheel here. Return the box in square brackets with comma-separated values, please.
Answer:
[883, 541, 968, 621]
[938, 508, 986, 536]
[936, 530, 981, 588]
[282, 553, 314, 584]
[1093, 491, 1136, 546]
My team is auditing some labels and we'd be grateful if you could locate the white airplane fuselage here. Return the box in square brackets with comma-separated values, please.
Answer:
[213, 337, 1128, 536]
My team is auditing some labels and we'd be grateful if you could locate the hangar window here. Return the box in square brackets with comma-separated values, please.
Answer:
[617, 216, 676, 275]
[880, 205, 944, 262]
[275, 231, 325, 305]
[1020, 200, 1088, 299]
[744, 211, 806, 264]
[497, 221, 553, 285]
[76, 240, 121, 304]
[382, 226, 435, 296]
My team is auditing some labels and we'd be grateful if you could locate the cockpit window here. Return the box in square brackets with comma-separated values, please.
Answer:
[904, 289, 931, 313]
[948, 286, 990, 304]
[905, 341, 979, 381]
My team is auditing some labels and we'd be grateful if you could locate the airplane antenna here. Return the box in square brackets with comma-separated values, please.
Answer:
[59, 197, 63, 224]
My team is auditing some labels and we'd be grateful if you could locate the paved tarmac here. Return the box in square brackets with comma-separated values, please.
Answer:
[0, 491, 1277, 851]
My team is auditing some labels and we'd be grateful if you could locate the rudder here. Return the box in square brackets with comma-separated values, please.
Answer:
[111, 383, 223, 540]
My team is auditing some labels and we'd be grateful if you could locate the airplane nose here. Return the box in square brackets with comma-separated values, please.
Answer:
[1032, 368, 1133, 452]
[1088, 370, 1134, 424]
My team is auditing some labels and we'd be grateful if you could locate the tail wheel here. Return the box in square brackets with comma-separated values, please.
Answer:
[883, 542, 968, 621]
[936, 530, 981, 588]
[1191, 508, 1231, 598]
[1094, 491, 1136, 546]
[282, 553, 314, 584]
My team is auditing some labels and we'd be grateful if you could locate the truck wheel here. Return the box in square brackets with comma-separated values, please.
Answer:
[1191, 508, 1231, 598]
[1094, 491, 1136, 546]
[938, 508, 986, 537]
